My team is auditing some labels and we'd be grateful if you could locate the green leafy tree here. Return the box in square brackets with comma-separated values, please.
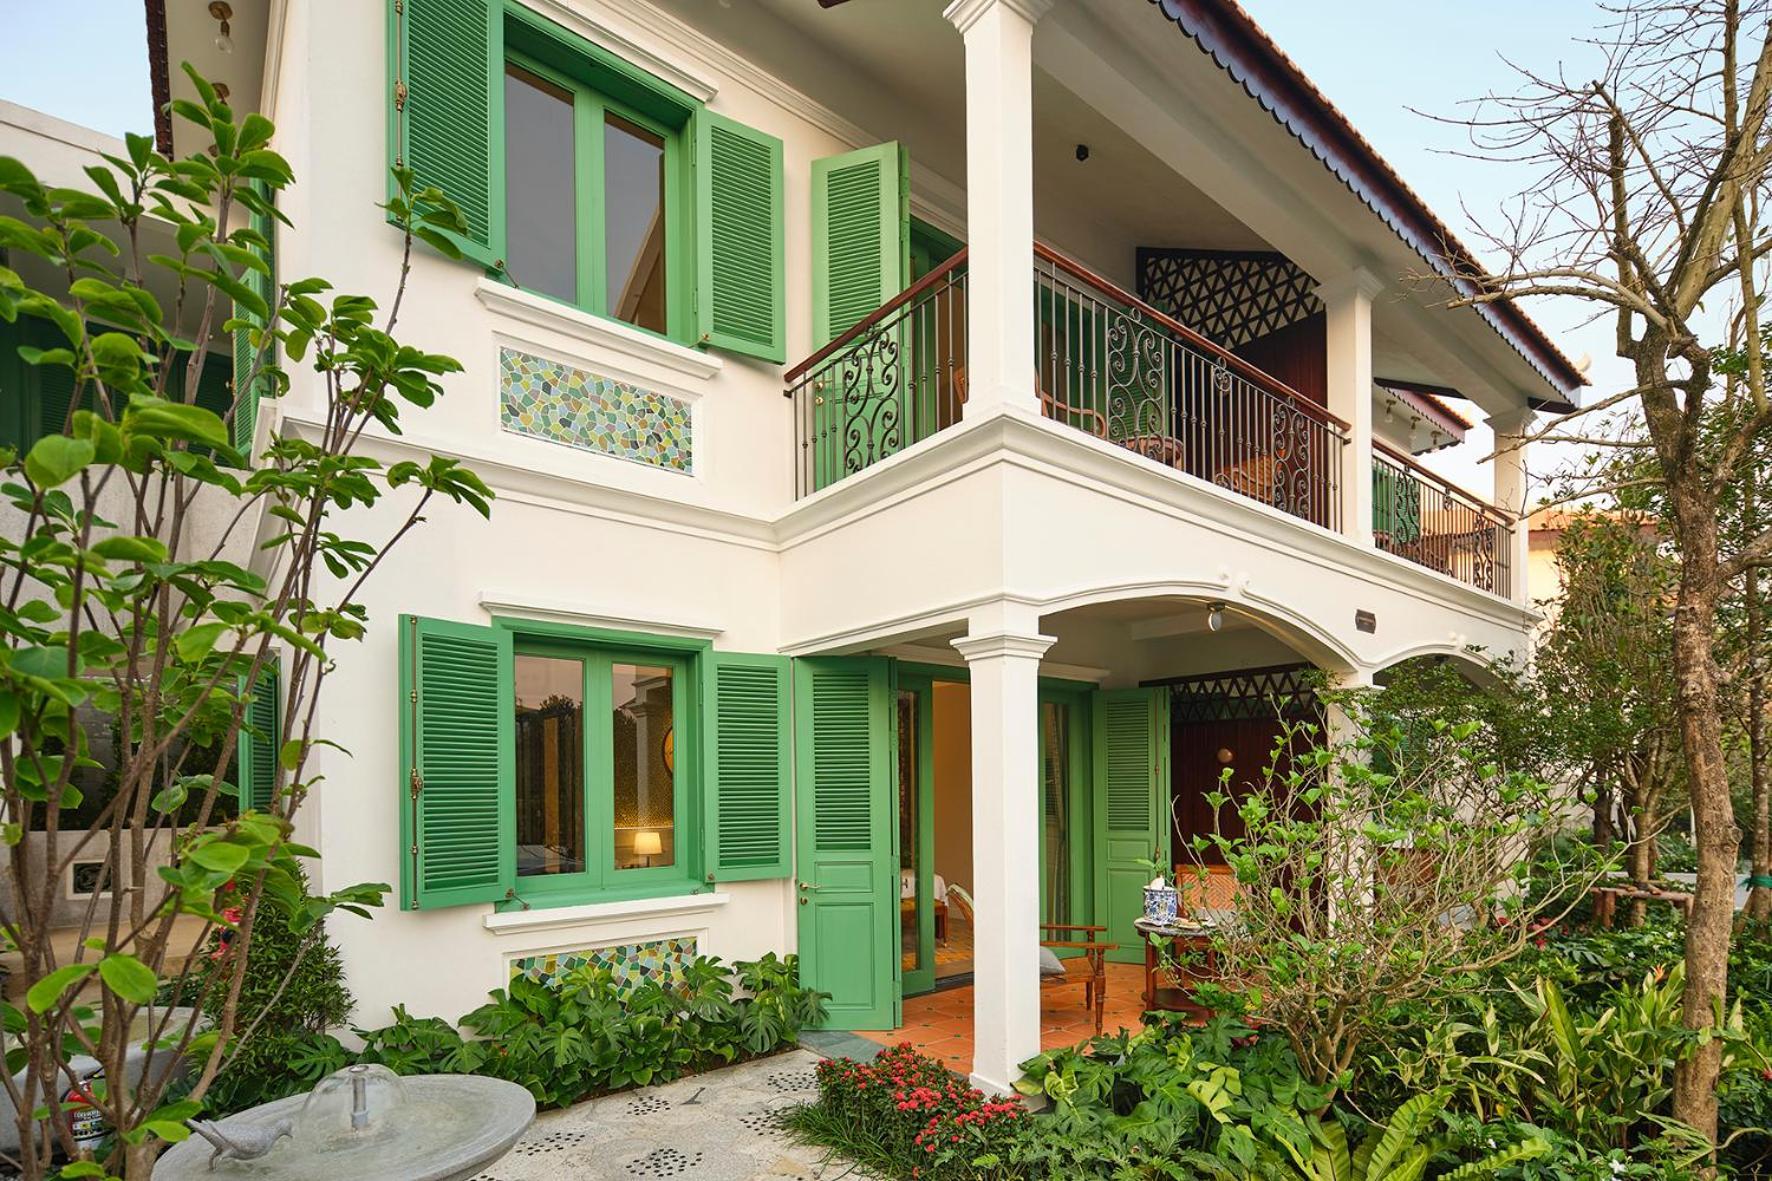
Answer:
[1179, 685, 1604, 1096]
[1536, 511, 1684, 911]
[0, 69, 490, 1178]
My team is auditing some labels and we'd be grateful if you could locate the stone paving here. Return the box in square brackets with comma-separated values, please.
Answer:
[466, 1048, 879, 1181]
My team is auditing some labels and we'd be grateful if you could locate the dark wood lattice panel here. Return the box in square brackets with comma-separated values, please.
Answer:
[1136, 248, 1322, 350]
[1151, 662, 1322, 725]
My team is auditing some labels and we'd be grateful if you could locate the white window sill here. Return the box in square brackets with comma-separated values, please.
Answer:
[475, 278, 724, 382]
[482, 890, 731, 936]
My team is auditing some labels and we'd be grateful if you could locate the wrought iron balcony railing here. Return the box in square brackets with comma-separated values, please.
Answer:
[1373, 441, 1513, 594]
[786, 244, 1349, 535]
[785, 249, 969, 496]
[1031, 244, 1346, 531]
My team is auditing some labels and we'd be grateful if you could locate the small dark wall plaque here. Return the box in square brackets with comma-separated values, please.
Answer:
[1355, 610, 1377, 634]
[70, 860, 111, 898]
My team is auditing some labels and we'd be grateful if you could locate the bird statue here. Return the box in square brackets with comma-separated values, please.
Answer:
[187, 1116, 294, 1169]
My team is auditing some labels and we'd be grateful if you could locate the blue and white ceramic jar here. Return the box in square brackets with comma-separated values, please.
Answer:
[1143, 884, 1179, 924]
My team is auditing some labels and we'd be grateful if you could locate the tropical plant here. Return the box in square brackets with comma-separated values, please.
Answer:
[788, 1043, 1030, 1181]
[1178, 687, 1604, 1095]
[173, 878, 353, 1113]
[0, 67, 490, 1178]
[1279, 1091, 1547, 1181]
[441, 953, 824, 1108]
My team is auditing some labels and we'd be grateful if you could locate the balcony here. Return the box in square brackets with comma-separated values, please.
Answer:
[783, 244, 1512, 595]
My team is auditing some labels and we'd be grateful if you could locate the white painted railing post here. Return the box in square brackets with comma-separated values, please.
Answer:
[1318, 271, 1382, 545]
[952, 615, 1054, 1095]
[1487, 406, 1536, 604]
[945, 0, 1050, 420]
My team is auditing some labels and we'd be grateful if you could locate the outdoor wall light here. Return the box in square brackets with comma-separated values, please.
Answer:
[1206, 602, 1226, 631]
[209, 2, 234, 54]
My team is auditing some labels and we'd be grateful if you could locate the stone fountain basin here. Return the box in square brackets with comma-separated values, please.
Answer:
[152, 1074, 535, 1181]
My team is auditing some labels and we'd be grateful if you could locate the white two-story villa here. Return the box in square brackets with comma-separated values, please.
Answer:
[12, 0, 1583, 1094]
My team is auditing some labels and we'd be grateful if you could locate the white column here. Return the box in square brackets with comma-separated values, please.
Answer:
[951, 624, 1055, 1094]
[944, 0, 1050, 420]
[1318, 271, 1383, 546]
[1487, 406, 1535, 604]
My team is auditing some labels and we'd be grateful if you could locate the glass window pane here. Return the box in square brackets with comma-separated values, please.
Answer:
[505, 66, 578, 303]
[514, 655, 585, 877]
[612, 663, 674, 869]
[603, 113, 668, 334]
[897, 690, 921, 975]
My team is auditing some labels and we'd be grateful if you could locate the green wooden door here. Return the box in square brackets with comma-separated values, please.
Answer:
[795, 656, 898, 1030]
[1092, 687, 1169, 964]
[896, 674, 938, 998]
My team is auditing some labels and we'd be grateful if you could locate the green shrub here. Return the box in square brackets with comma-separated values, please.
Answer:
[787, 1043, 1030, 1180]
[357, 953, 825, 1110]
[177, 883, 354, 1114]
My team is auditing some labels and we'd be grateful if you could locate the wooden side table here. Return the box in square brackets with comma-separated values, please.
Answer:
[1133, 917, 1215, 1011]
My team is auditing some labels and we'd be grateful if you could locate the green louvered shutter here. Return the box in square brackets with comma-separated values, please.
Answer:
[27, 320, 95, 443]
[704, 652, 791, 881]
[398, 615, 514, 910]
[694, 112, 784, 363]
[230, 185, 276, 455]
[1092, 687, 1169, 964]
[238, 661, 281, 811]
[389, 0, 504, 270]
[811, 143, 908, 346]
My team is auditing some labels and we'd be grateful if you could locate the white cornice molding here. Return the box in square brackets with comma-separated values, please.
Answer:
[520, 0, 720, 103]
[950, 631, 1058, 662]
[1484, 405, 1537, 435]
[943, 0, 1056, 36]
[580, 0, 873, 148]
[476, 279, 723, 382]
[478, 591, 723, 639]
[1315, 267, 1388, 306]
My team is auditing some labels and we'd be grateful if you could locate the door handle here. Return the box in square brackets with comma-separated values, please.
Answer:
[797, 880, 822, 892]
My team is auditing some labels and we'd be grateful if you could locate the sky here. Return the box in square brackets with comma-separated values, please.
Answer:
[0, 0, 1633, 496]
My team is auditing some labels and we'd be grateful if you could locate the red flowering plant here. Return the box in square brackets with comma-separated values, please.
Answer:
[794, 1044, 1028, 1180]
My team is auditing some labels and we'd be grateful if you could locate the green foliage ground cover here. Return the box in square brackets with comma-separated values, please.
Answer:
[789, 921, 1772, 1180]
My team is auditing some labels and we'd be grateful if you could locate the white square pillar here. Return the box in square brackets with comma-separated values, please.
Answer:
[944, 0, 1050, 419]
[1318, 271, 1383, 545]
[951, 625, 1055, 1094]
[1487, 406, 1536, 603]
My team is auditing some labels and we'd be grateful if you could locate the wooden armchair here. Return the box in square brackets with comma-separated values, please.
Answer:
[1039, 923, 1117, 1034]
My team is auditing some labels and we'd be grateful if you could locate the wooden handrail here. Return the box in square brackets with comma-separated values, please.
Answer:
[1033, 242, 1351, 434]
[782, 248, 969, 385]
[1374, 438, 1512, 523]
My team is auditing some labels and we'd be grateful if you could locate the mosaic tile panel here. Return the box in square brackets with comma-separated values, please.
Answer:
[511, 936, 698, 994]
[499, 347, 693, 472]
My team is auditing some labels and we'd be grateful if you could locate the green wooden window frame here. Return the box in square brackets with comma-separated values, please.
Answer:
[495, 620, 705, 908]
[388, 0, 785, 361]
[501, 46, 692, 344]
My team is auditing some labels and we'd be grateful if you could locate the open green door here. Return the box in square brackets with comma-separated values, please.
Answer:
[1092, 687, 1169, 964]
[795, 656, 898, 1030]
